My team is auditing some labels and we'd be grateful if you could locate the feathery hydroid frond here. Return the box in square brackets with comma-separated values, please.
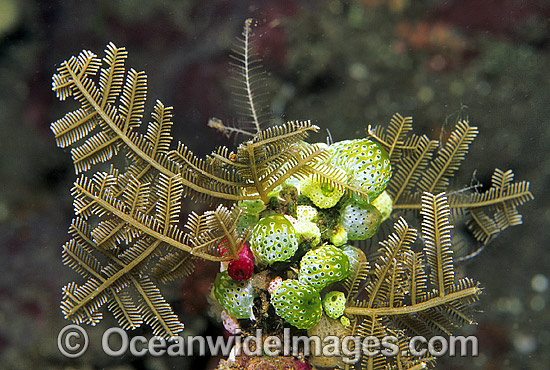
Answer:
[418, 120, 478, 193]
[345, 196, 482, 345]
[387, 135, 439, 204]
[368, 113, 416, 162]
[364, 218, 416, 308]
[230, 18, 270, 135]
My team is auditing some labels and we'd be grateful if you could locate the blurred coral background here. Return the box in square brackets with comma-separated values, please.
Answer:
[0, 0, 548, 369]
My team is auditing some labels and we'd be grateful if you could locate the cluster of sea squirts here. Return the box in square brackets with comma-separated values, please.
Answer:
[212, 138, 392, 335]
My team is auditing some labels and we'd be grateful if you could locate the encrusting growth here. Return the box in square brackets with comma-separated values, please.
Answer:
[51, 19, 533, 369]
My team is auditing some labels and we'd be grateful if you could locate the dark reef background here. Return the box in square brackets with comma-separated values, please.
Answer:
[0, 0, 548, 369]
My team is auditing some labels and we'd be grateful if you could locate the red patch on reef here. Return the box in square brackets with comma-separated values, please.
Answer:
[228, 256, 254, 281]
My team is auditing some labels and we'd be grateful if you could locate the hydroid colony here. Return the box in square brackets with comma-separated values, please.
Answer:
[51, 20, 532, 369]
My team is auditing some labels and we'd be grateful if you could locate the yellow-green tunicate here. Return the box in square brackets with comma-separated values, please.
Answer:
[299, 245, 350, 291]
[237, 199, 266, 215]
[330, 224, 348, 246]
[296, 205, 318, 222]
[300, 176, 344, 208]
[371, 190, 393, 221]
[322, 291, 346, 319]
[271, 279, 322, 329]
[250, 214, 298, 265]
[293, 220, 321, 246]
[340, 201, 382, 240]
[329, 139, 391, 202]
